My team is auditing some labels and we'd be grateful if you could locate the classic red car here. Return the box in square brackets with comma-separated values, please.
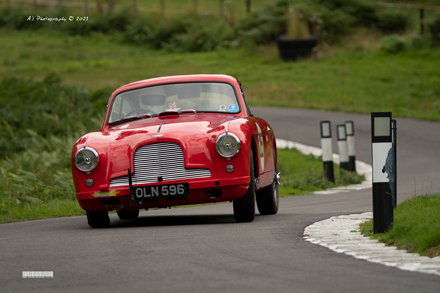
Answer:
[72, 74, 279, 228]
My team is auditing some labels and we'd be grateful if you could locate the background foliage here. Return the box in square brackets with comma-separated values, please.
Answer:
[0, 74, 108, 219]
[1, 0, 440, 52]
[0, 73, 108, 159]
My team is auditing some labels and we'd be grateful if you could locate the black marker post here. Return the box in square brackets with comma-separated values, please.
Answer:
[320, 121, 335, 183]
[371, 112, 394, 234]
[391, 119, 397, 208]
[345, 121, 356, 172]
[337, 124, 350, 173]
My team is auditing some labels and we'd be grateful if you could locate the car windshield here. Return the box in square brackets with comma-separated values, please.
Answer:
[108, 82, 240, 124]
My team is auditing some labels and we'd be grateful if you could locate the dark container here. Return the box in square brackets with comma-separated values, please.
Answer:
[277, 35, 317, 61]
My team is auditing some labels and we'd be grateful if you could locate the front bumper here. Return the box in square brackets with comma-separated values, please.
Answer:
[76, 176, 250, 212]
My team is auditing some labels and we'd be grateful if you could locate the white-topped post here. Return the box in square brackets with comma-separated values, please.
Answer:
[371, 112, 394, 234]
[337, 124, 350, 173]
[345, 121, 356, 172]
[320, 121, 335, 183]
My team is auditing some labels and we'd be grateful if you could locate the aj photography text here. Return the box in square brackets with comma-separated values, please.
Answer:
[27, 16, 89, 22]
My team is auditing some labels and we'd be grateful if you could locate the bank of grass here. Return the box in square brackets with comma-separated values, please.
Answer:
[360, 193, 440, 258]
[277, 148, 363, 196]
[1, 28, 440, 121]
[0, 199, 85, 223]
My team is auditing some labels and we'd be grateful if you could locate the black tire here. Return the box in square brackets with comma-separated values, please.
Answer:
[86, 211, 110, 228]
[117, 209, 139, 220]
[233, 150, 255, 223]
[256, 180, 279, 215]
[256, 155, 279, 215]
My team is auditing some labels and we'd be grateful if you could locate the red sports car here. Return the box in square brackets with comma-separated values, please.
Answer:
[71, 74, 280, 228]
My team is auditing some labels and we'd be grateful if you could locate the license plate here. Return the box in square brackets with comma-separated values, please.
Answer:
[132, 183, 189, 199]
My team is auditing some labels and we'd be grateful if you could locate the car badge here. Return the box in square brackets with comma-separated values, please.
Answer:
[168, 102, 177, 110]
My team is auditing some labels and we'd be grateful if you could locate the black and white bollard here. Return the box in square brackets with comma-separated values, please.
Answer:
[320, 121, 335, 183]
[345, 121, 356, 172]
[391, 119, 397, 208]
[371, 112, 394, 234]
[337, 124, 350, 172]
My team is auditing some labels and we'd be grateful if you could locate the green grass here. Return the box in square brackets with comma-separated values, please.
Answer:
[1, 28, 439, 121]
[278, 148, 364, 196]
[360, 193, 440, 258]
[0, 198, 85, 223]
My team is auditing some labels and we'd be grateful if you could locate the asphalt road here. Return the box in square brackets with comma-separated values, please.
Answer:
[1, 107, 439, 292]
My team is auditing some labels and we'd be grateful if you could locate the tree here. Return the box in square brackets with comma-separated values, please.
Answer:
[95, 0, 117, 14]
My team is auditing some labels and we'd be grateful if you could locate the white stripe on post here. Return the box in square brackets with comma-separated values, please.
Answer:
[337, 124, 350, 172]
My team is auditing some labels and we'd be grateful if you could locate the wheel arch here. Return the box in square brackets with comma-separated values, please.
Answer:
[250, 133, 259, 180]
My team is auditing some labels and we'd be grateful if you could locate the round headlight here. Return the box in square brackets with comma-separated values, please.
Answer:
[74, 147, 99, 172]
[216, 133, 241, 158]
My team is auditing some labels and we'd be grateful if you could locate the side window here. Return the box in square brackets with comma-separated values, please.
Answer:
[120, 96, 133, 116]
[239, 82, 253, 117]
[109, 95, 134, 122]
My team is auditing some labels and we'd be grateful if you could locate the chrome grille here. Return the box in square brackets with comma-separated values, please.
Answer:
[109, 142, 211, 187]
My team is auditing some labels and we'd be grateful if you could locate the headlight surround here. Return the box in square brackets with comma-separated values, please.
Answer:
[74, 147, 99, 172]
[216, 133, 241, 158]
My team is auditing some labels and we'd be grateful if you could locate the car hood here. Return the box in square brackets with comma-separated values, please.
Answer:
[74, 114, 249, 179]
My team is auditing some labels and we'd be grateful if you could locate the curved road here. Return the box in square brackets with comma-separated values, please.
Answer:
[1, 107, 439, 292]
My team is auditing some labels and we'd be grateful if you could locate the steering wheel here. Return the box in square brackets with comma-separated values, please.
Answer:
[125, 109, 156, 117]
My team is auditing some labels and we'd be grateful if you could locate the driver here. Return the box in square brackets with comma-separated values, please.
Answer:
[140, 87, 167, 113]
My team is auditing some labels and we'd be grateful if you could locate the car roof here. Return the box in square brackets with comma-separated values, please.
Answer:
[113, 74, 240, 95]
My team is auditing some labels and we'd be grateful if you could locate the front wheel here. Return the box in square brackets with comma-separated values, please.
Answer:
[233, 150, 255, 223]
[86, 211, 110, 228]
[256, 179, 279, 215]
[256, 154, 279, 215]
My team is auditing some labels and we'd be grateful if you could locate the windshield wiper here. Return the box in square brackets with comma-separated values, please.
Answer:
[108, 110, 196, 126]
[108, 114, 153, 126]
[156, 109, 197, 117]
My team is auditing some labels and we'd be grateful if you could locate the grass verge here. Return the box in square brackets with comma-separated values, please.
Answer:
[0, 199, 85, 223]
[278, 148, 364, 196]
[360, 193, 440, 258]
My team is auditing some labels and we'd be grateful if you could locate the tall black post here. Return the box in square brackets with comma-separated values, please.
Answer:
[345, 121, 356, 172]
[320, 121, 335, 183]
[391, 119, 397, 208]
[337, 125, 350, 172]
[371, 112, 394, 234]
